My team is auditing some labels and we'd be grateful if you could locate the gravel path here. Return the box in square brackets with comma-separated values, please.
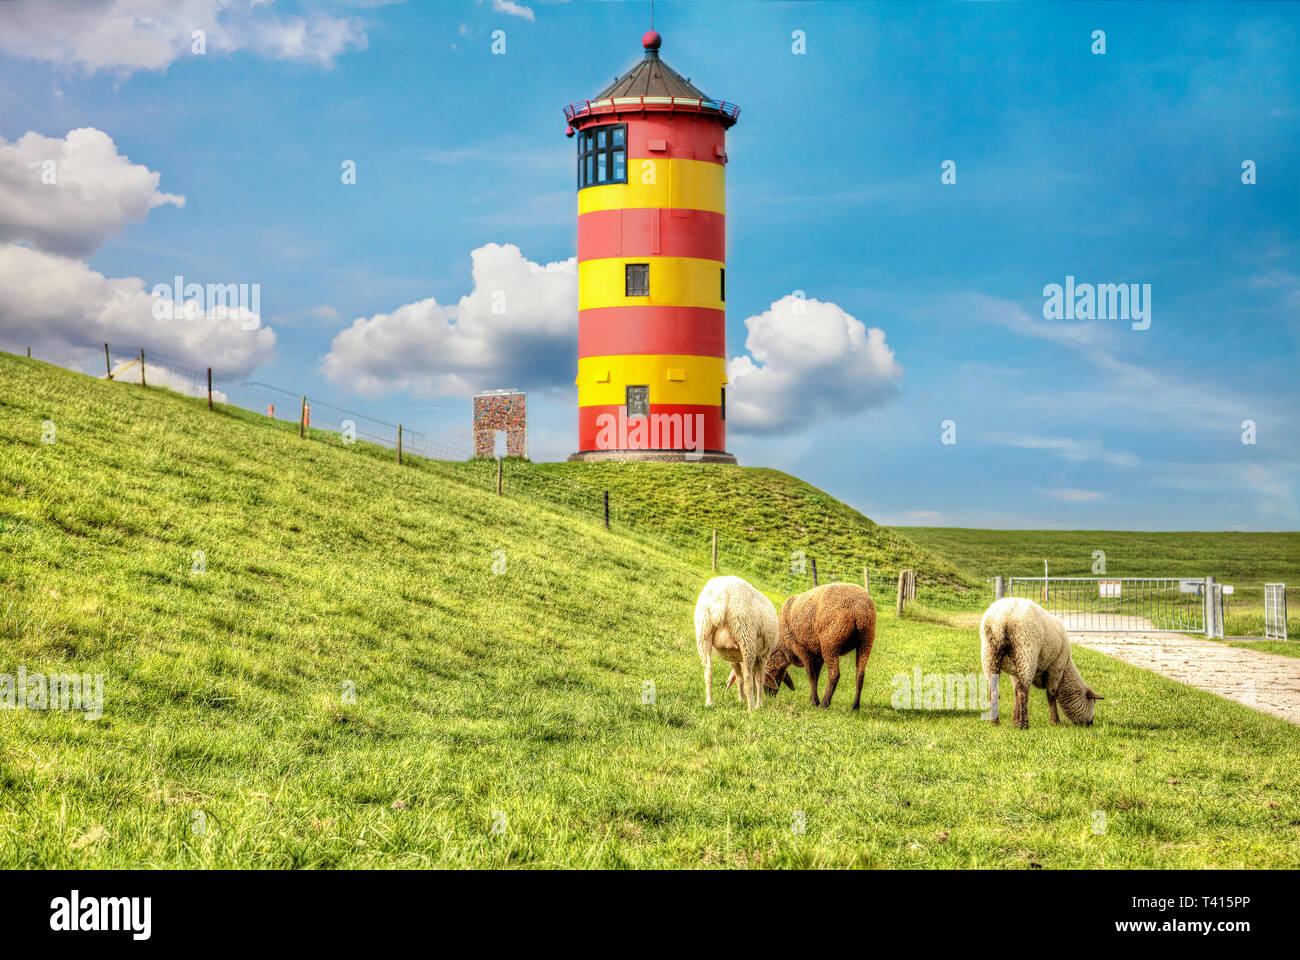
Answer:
[1070, 631, 1300, 724]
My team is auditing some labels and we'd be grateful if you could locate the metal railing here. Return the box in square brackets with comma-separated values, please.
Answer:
[564, 96, 741, 124]
[1265, 583, 1289, 641]
[997, 576, 1217, 635]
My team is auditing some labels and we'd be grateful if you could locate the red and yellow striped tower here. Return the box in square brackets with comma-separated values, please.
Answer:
[565, 30, 739, 463]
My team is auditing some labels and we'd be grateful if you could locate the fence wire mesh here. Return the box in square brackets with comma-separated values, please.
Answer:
[1005, 576, 1210, 634]
[1265, 583, 1289, 641]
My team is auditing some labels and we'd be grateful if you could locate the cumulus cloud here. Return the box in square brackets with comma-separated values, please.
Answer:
[0, 128, 185, 257]
[0, 0, 367, 73]
[321, 243, 576, 397]
[0, 244, 274, 376]
[725, 295, 902, 434]
[0, 125, 273, 375]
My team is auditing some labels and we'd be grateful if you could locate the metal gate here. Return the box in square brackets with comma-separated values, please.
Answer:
[1265, 583, 1288, 641]
[996, 576, 1220, 635]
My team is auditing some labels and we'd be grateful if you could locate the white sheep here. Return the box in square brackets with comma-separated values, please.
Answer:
[694, 576, 779, 710]
[979, 596, 1104, 728]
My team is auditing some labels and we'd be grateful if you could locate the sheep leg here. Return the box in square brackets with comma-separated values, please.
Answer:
[1047, 690, 1060, 725]
[807, 659, 823, 707]
[820, 656, 840, 709]
[704, 648, 713, 708]
[753, 657, 764, 709]
[739, 660, 756, 712]
[852, 646, 869, 711]
[1012, 676, 1030, 729]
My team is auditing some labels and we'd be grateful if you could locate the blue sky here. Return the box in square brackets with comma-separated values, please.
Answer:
[0, 0, 1296, 529]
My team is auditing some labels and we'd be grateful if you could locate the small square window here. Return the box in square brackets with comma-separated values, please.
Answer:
[626, 385, 650, 419]
[625, 263, 649, 297]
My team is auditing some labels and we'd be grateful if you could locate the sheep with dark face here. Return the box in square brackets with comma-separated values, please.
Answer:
[979, 597, 1104, 728]
[762, 584, 877, 710]
[694, 576, 779, 711]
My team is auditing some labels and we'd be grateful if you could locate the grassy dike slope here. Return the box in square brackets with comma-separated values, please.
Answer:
[434, 460, 979, 606]
[0, 352, 1297, 868]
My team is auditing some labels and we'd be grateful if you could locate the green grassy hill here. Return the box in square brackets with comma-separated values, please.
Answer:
[1, 352, 1297, 868]
[435, 459, 977, 602]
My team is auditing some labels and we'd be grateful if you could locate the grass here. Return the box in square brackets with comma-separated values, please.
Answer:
[1, 351, 1297, 868]
[433, 459, 979, 604]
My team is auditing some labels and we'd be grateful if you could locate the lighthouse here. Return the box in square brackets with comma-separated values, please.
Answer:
[565, 30, 739, 464]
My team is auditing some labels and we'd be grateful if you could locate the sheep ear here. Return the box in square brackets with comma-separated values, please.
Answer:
[1086, 688, 1104, 700]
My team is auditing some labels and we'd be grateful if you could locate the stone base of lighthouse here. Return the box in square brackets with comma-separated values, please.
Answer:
[566, 449, 738, 464]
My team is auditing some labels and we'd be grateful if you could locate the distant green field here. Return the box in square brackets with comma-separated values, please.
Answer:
[1, 352, 1296, 868]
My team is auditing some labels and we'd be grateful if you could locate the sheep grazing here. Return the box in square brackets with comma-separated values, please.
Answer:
[979, 597, 1104, 728]
[763, 583, 877, 710]
[694, 576, 780, 711]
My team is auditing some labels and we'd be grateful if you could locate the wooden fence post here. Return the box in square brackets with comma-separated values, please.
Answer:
[139, 349, 146, 387]
[104, 344, 112, 379]
[603, 490, 609, 529]
[711, 529, 718, 572]
[26, 347, 30, 358]
[207, 368, 213, 409]
[397, 424, 403, 465]
[863, 568, 870, 593]
[811, 558, 818, 586]
[299, 396, 306, 438]
[896, 571, 907, 617]
[496, 455, 503, 495]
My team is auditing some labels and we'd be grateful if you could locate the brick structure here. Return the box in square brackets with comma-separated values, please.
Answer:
[473, 390, 527, 459]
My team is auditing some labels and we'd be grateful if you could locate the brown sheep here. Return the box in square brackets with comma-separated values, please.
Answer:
[762, 583, 877, 710]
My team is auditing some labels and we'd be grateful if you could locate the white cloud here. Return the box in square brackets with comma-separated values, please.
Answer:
[995, 434, 1139, 467]
[0, 0, 367, 74]
[488, 0, 535, 22]
[0, 244, 274, 376]
[0, 128, 184, 258]
[321, 242, 576, 397]
[726, 295, 901, 433]
[0, 125, 273, 375]
[1040, 488, 1104, 503]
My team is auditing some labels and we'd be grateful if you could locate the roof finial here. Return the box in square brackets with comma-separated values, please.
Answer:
[642, 0, 661, 55]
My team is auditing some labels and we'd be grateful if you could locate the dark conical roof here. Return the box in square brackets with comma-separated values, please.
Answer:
[562, 31, 740, 130]
[593, 41, 711, 101]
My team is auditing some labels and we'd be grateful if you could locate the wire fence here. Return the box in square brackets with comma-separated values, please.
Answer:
[1000, 576, 1215, 635]
[17, 342, 913, 605]
[19, 342, 473, 461]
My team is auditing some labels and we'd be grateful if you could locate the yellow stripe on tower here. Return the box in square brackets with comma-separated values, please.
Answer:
[577, 354, 727, 407]
[579, 256, 725, 311]
[577, 158, 725, 215]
